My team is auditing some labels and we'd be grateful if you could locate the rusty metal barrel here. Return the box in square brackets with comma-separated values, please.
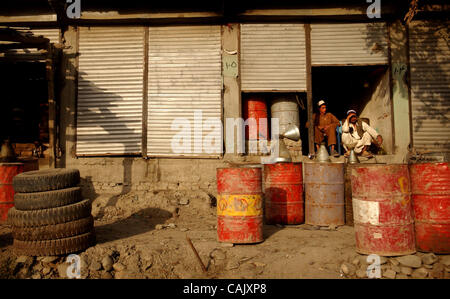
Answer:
[0, 163, 24, 222]
[304, 162, 345, 226]
[264, 162, 303, 224]
[270, 95, 299, 134]
[243, 95, 268, 141]
[351, 164, 415, 256]
[410, 162, 450, 253]
[216, 166, 263, 243]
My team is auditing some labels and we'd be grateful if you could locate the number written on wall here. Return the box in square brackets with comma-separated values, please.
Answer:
[223, 53, 238, 78]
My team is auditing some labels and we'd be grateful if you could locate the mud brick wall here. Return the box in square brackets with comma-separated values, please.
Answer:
[70, 158, 227, 198]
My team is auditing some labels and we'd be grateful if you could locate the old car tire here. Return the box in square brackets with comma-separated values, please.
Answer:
[12, 216, 94, 241]
[7, 199, 91, 227]
[13, 231, 96, 256]
[14, 187, 82, 211]
[12, 168, 80, 193]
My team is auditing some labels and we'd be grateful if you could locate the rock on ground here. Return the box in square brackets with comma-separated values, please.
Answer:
[101, 256, 114, 272]
[400, 266, 413, 275]
[383, 269, 396, 279]
[396, 255, 422, 268]
[411, 267, 428, 279]
[340, 262, 356, 276]
[422, 253, 438, 265]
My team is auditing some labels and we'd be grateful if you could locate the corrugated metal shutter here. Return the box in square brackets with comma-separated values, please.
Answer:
[409, 20, 450, 152]
[147, 26, 222, 157]
[77, 27, 144, 155]
[241, 24, 306, 91]
[0, 28, 60, 61]
[311, 23, 388, 65]
[22, 28, 60, 44]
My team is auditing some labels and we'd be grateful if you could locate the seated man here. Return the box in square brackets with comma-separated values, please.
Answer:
[342, 110, 383, 158]
[306, 100, 340, 157]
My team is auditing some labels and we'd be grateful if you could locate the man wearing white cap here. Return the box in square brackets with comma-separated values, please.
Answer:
[306, 100, 340, 157]
[342, 110, 383, 158]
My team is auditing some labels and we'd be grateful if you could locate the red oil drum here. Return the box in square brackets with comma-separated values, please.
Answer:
[216, 166, 263, 243]
[410, 162, 450, 253]
[0, 163, 24, 222]
[243, 95, 268, 141]
[304, 162, 345, 226]
[351, 164, 415, 256]
[264, 162, 303, 224]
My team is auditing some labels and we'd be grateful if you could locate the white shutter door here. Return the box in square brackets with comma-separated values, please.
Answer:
[77, 27, 144, 155]
[147, 26, 222, 157]
[241, 24, 306, 92]
[311, 23, 388, 65]
[409, 20, 450, 152]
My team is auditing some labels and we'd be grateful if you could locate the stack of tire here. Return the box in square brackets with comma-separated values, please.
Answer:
[7, 168, 95, 256]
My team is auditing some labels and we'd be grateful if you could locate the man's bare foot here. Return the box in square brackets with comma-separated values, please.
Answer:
[344, 151, 350, 157]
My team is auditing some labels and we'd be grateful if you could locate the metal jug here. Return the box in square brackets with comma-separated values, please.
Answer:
[0, 139, 16, 162]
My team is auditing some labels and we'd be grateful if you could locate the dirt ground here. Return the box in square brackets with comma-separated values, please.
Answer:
[0, 190, 448, 279]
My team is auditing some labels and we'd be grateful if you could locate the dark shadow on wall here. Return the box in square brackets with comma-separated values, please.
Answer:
[407, 21, 449, 149]
[76, 71, 139, 208]
[59, 56, 141, 211]
[366, 20, 449, 150]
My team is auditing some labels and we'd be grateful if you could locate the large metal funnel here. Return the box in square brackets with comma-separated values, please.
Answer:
[316, 143, 330, 163]
[348, 149, 360, 164]
[281, 124, 300, 141]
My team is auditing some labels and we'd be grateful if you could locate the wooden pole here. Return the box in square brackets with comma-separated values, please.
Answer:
[304, 23, 314, 155]
[46, 43, 56, 168]
[186, 236, 207, 273]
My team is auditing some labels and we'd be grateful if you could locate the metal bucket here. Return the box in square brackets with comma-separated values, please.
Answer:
[270, 95, 299, 135]
[351, 164, 416, 256]
[410, 162, 450, 253]
[0, 163, 24, 222]
[304, 162, 345, 226]
[264, 162, 303, 224]
[216, 166, 263, 243]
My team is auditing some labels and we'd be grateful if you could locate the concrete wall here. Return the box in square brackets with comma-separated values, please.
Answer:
[389, 20, 412, 160]
[68, 157, 226, 198]
[360, 70, 394, 154]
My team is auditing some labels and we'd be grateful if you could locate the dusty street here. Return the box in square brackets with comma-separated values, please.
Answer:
[0, 190, 449, 279]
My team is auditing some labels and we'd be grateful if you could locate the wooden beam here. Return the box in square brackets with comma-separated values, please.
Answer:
[241, 8, 367, 17]
[0, 42, 47, 51]
[46, 44, 56, 168]
[79, 11, 222, 20]
[0, 14, 57, 23]
[0, 29, 49, 45]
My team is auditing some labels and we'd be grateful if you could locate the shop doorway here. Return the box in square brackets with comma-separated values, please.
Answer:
[302, 65, 393, 154]
[0, 61, 51, 168]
